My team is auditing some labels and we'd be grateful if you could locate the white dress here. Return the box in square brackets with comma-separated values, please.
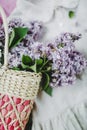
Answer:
[9, 0, 87, 130]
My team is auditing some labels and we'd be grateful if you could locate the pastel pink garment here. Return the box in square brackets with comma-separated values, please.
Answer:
[0, 0, 17, 24]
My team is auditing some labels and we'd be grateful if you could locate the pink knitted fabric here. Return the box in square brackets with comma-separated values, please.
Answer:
[0, 0, 17, 24]
[0, 93, 33, 130]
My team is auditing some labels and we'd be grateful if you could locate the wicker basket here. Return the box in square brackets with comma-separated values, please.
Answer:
[0, 5, 41, 130]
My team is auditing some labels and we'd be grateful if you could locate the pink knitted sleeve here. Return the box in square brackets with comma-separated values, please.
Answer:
[0, 0, 17, 24]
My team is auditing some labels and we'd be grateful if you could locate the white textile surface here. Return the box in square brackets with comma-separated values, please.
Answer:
[10, 0, 87, 129]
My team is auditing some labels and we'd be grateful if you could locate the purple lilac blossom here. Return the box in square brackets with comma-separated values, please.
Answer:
[0, 19, 44, 67]
[0, 19, 43, 45]
[49, 33, 87, 87]
[29, 42, 46, 59]
[0, 19, 87, 88]
[14, 31, 86, 87]
[30, 33, 87, 87]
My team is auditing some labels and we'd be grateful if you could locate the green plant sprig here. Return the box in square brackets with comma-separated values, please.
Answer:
[9, 27, 53, 96]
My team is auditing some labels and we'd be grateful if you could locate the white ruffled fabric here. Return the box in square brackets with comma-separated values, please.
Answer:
[9, 0, 87, 130]
[32, 100, 87, 130]
[55, 0, 80, 9]
[9, 0, 54, 23]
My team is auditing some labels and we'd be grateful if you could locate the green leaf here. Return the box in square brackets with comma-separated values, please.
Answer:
[29, 64, 36, 72]
[12, 67, 20, 70]
[35, 59, 44, 72]
[42, 73, 50, 90]
[22, 62, 37, 72]
[36, 59, 43, 65]
[41, 72, 53, 96]
[21, 62, 29, 69]
[44, 86, 53, 96]
[22, 55, 37, 72]
[40, 59, 49, 70]
[9, 29, 15, 47]
[9, 27, 28, 49]
[41, 66, 51, 73]
[69, 11, 75, 18]
[22, 55, 32, 65]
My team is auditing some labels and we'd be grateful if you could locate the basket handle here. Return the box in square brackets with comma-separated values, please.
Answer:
[0, 5, 9, 68]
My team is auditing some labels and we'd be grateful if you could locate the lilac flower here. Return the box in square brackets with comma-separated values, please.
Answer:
[29, 42, 46, 59]
[8, 18, 25, 31]
[0, 18, 44, 45]
[28, 33, 87, 88]
[0, 19, 44, 67]
[0, 18, 87, 89]
[49, 34, 87, 87]
[69, 51, 87, 75]
[40, 33, 86, 87]
[56, 33, 82, 43]
[26, 21, 44, 41]
[8, 53, 21, 68]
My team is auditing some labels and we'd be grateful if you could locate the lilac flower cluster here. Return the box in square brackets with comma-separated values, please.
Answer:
[50, 50, 87, 87]
[9, 31, 87, 87]
[0, 19, 43, 46]
[8, 19, 44, 41]
[0, 19, 44, 67]
[49, 33, 87, 87]
[0, 18, 87, 88]
[28, 33, 87, 87]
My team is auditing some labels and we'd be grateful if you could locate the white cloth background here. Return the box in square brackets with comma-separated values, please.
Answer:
[9, 0, 87, 130]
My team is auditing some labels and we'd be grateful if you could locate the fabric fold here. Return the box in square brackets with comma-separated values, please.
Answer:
[55, 0, 80, 9]
[32, 100, 87, 130]
[9, 0, 54, 23]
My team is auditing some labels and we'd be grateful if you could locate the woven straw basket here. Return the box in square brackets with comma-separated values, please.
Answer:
[0, 5, 41, 130]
